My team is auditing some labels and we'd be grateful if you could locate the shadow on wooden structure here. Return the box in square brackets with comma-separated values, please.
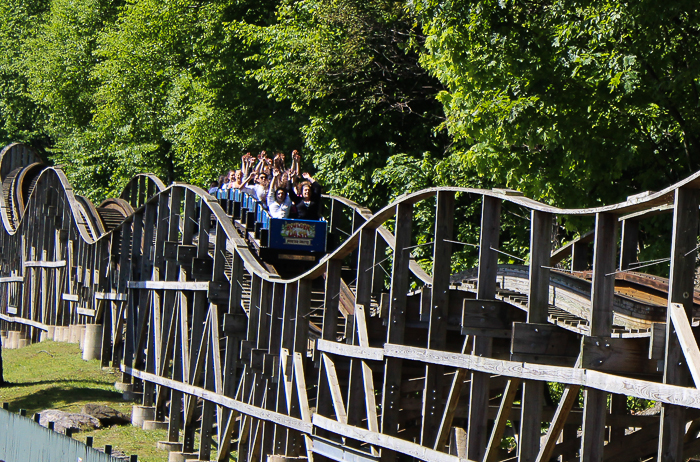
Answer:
[2, 142, 700, 461]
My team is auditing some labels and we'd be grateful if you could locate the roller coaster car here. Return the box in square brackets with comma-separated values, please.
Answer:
[217, 188, 327, 271]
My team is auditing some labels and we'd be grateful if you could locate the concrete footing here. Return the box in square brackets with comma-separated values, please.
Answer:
[82, 324, 102, 361]
[7, 331, 19, 349]
[40, 326, 55, 342]
[78, 325, 86, 349]
[53, 326, 65, 342]
[132, 405, 156, 427]
[114, 382, 133, 393]
[17, 334, 29, 348]
[0, 330, 6, 346]
[68, 324, 81, 344]
[61, 326, 70, 342]
[157, 441, 183, 452]
[168, 452, 198, 462]
[143, 420, 169, 430]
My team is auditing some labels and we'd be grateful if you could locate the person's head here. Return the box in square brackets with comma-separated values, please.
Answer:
[257, 173, 269, 187]
[218, 175, 226, 185]
[300, 181, 312, 200]
[234, 170, 243, 182]
[275, 187, 287, 204]
[210, 180, 218, 188]
[226, 170, 235, 182]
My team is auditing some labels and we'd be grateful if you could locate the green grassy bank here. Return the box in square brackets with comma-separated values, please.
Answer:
[0, 341, 168, 461]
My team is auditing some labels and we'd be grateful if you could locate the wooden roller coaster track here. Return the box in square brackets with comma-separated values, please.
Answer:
[2, 142, 700, 462]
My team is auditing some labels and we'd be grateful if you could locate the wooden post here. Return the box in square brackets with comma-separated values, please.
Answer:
[379, 202, 413, 462]
[421, 191, 455, 448]
[518, 210, 552, 461]
[619, 218, 639, 270]
[581, 212, 617, 462]
[571, 241, 588, 271]
[347, 227, 375, 431]
[467, 195, 501, 461]
[658, 187, 699, 462]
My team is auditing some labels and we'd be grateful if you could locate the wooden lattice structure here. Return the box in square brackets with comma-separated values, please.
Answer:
[2, 142, 700, 462]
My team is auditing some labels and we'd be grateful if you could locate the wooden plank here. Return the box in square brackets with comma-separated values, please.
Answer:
[511, 322, 579, 357]
[461, 299, 509, 330]
[322, 353, 348, 425]
[434, 336, 472, 451]
[355, 304, 370, 347]
[316, 339, 384, 361]
[321, 259, 342, 342]
[535, 385, 581, 462]
[94, 291, 128, 301]
[76, 307, 96, 317]
[422, 191, 455, 447]
[122, 364, 312, 434]
[61, 293, 79, 302]
[467, 195, 500, 461]
[362, 359, 379, 433]
[347, 228, 375, 431]
[660, 187, 699, 462]
[581, 211, 617, 462]
[649, 322, 666, 360]
[519, 208, 552, 462]
[0, 276, 24, 283]
[382, 343, 700, 409]
[127, 280, 211, 290]
[0, 313, 49, 331]
[669, 302, 700, 388]
[293, 352, 312, 423]
[23, 260, 66, 268]
[619, 219, 639, 270]
[313, 414, 471, 462]
[582, 336, 655, 373]
[484, 378, 521, 462]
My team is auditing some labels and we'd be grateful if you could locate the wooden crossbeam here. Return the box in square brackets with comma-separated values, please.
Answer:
[321, 353, 348, 424]
[669, 302, 700, 388]
[382, 344, 700, 408]
[483, 378, 521, 462]
[535, 384, 581, 462]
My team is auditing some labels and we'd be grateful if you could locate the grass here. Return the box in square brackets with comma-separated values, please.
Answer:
[0, 341, 170, 461]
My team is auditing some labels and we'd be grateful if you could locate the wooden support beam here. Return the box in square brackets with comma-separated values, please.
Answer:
[669, 303, 700, 388]
[321, 353, 348, 424]
[380, 201, 413, 462]
[421, 191, 455, 448]
[535, 384, 580, 462]
[467, 195, 500, 461]
[313, 414, 467, 462]
[581, 211, 617, 462]
[659, 187, 699, 462]
[483, 378, 521, 462]
[519, 210, 552, 462]
[434, 336, 472, 452]
[619, 219, 639, 270]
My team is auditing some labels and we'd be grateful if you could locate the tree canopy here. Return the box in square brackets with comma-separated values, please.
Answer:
[0, 0, 698, 261]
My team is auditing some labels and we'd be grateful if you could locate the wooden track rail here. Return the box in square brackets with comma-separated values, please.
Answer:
[3, 142, 700, 461]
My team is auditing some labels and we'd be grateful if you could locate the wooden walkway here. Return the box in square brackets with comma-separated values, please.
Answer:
[1, 142, 700, 461]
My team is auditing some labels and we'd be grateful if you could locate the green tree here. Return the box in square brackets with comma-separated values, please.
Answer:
[242, 0, 449, 209]
[47, 0, 301, 200]
[0, 0, 51, 150]
[415, 0, 700, 210]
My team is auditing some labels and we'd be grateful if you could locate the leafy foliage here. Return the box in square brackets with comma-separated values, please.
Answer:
[241, 0, 449, 209]
[415, 0, 700, 210]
